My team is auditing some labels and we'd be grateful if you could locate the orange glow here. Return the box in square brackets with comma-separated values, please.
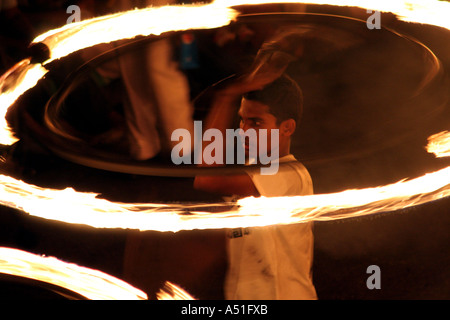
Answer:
[0, 0, 448, 233]
[2, 0, 450, 145]
[157, 282, 196, 300]
[219, 0, 450, 30]
[426, 131, 450, 158]
[0, 247, 148, 300]
[0, 150, 449, 231]
[33, 2, 239, 64]
[0, 59, 48, 145]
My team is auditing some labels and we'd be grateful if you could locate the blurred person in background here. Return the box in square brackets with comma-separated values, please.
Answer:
[75, 0, 194, 160]
[112, 0, 194, 161]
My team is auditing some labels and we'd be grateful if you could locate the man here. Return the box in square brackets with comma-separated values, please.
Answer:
[113, 0, 194, 160]
[194, 72, 318, 300]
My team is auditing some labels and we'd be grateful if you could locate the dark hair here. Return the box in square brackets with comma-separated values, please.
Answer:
[243, 74, 303, 126]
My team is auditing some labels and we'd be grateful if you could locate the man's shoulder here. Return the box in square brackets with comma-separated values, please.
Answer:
[273, 154, 311, 181]
[248, 155, 313, 196]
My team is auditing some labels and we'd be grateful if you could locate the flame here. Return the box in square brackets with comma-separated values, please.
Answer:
[156, 281, 196, 300]
[0, 59, 48, 145]
[1, 0, 450, 145]
[33, 2, 239, 64]
[426, 131, 450, 158]
[0, 145, 449, 232]
[218, 0, 450, 30]
[0, 0, 448, 233]
[0, 247, 148, 300]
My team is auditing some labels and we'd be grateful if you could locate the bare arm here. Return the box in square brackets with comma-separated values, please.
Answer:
[193, 73, 283, 197]
[193, 27, 306, 197]
[193, 79, 259, 197]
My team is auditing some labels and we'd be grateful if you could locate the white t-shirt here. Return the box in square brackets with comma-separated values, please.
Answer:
[225, 154, 317, 300]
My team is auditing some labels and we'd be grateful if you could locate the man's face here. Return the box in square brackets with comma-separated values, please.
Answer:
[238, 98, 280, 158]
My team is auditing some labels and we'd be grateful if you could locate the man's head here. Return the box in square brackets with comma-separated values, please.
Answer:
[242, 73, 303, 127]
[238, 74, 303, 158]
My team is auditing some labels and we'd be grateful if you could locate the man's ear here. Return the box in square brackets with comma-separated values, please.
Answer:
[280, 119, 296, 137]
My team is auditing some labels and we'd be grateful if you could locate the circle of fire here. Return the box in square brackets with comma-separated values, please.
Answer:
[0, 0, 449, 232]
